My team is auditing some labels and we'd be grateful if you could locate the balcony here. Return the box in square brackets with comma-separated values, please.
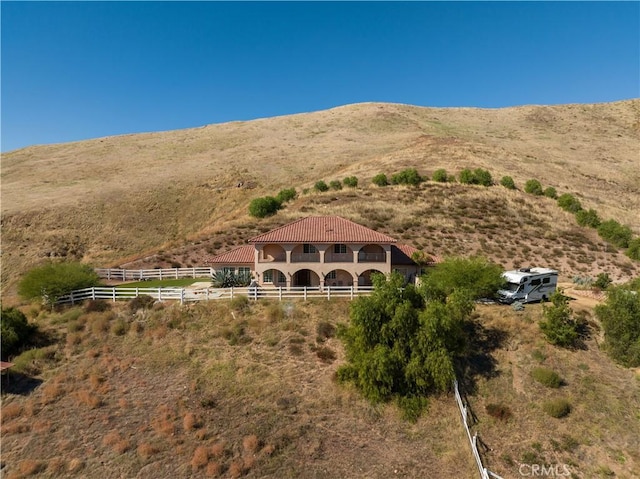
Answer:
[258, 253, 286, 263]
[291, 253, 320, 263]
[358, 252, 386, 263]
[325, 253, 354, 263]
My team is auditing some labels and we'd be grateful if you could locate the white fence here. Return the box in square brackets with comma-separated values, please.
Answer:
[95, 267, 215, 281]
[453, 380, 504, 479]
[56, 285, 374, 305]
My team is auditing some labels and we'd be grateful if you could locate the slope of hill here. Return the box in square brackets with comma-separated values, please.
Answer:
[2, 100, 639, 293]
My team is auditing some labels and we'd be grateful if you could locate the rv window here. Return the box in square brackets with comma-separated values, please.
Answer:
[543, 277, 550, 284]
[531, 279, 541, 286]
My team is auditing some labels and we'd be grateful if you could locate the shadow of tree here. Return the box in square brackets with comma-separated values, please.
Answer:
[2, 373, 43, 396]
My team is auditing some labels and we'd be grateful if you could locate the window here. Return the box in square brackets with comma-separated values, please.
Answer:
[334, 244, 347, 254]
[238, 267, 251, 276]
[278, 272, 287, 283]
[542, 277, 551, 284]
[222, 267, 234, 275]
[326, 271, 337, 280]
[303, 244, 317, 254]
[531, 279, 541, 286]
[263, 270, 273, 283]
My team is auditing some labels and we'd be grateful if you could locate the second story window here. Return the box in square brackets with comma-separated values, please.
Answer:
[334, 244, 347, 254]
[303, 244, 317, 254]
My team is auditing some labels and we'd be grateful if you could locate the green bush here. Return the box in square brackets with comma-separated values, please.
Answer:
[524, 179, 544, 196]
[597, 219, 632, 248]
[1, 307, 36, 359]
[543, 187, 558, 199]
[500, 176, 516, 189]
[343, 176, 358, 188]
[314, 180, 329, 192]
[371, 173, 389, 187]
[557, 193, 582, 213]
[230, 295, 250, 313]
[248, 196, 282, 218]
[458, 168, 492, 186]
[329, 180, 342, 190]
[432, 169, 448, 183]
[531, 367, 563, 388]
[212, 270, 252, 288]
[594, 272, 612, 290]
[595, 285, 640, 367]
[539, 291, 580, 348]
[459, 168, 475, 184]
[276, 188, 297, 203]
[421, 256, 504, 301]
[18, 262, 101, 307]
[392, 168, 423, 186]
[575, 208, 601, 228]
[543, 398, 571, 418]
[627, 238, 640, 261]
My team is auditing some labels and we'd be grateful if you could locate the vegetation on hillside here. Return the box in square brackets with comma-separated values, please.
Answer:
[18, 262, 100, 307]
[1, 307, 36, 360]
[539, 290, 581, 348]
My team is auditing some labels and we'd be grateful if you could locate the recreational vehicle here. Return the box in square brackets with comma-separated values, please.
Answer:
[497, 267, 558, 304]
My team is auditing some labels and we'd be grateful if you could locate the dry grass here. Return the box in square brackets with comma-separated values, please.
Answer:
[191, 445, 209, 471]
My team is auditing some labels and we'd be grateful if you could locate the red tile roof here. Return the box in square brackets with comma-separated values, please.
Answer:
[391, 244, 441, 265]
[248, 216, 397, 244]
[206, 245, 254, 264]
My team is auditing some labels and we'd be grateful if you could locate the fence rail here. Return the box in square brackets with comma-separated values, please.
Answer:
[453, 380, 504, 479]
[95, 267, 215, 281]
[56, 285, 374, 305]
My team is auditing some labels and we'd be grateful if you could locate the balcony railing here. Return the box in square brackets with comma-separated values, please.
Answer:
[325, 253, 354, 263]
[358, 252, 386, 263]
[291, 253, 320, 263]
[258, 253, 286, 263]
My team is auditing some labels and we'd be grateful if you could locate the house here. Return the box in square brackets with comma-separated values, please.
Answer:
[207, 216, 436, 289]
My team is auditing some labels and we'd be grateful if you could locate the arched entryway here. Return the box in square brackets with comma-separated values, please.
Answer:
[292, 269, 321, 287]
[358, 269, 384, 287]
[358, 244, 386, 263]
[262, 268, 287, 287]
[324, 269, 354, 287]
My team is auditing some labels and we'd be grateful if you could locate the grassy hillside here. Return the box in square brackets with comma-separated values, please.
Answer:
[2, 100, 639, 296]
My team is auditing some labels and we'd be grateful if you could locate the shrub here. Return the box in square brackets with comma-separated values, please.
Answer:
[575, 208, 601, 228]
[458, 168, 475, 184]
[543, 187, 557, 199]
[627, 238, 640, 261]
[392, 168, 423, 186]
[432, 169, 448, 183]
[500, 176, 516, 189]
[314, 180, 329, 192]
[316, 321, 336, 341]
[315, 346, 336, 363]
[557, 193, 582, 213]
[594, 272, 612, 290]
[343, 176, 358, 188]
[248, 196, 281, 218]
[531, 367, 562, 388]
[421, 256, 504, 301]
[84, 300, 111, 313]
[230, 295, 250, 312]
[212, 270, 251, 288]
[18, 262, 100, 307]
[597, 219, 633, 248]
[595, 285, 640, 367]
[524, 179, 543, 196]
[486, 403, 512, 421]
[276, 188, 297, 203]
[371, 173, 389, 187]
[397, 395, 429, 423]
[458, 168, 492, 186]
[543, 398, 571, 418]
[539, 291, 580, 348]
[128, 295, 155, 312]
[1, 307, 35, 360]
[329, 180, 342, 190]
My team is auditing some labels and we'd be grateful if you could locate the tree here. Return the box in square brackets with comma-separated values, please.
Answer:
[343, 176, 358, 188]
[372, 173, 389, 187]
[337, 272, 473, 420]
[276, 188, 297, 203]
[392, 168, 423, 186]
[18, 262, 101, 307]
[524, 179, 544, 196]
[314, 180, 329, 192]
[329, 180, 343, 190]
[597, 220, 632, 249]
[626, 238, 640, 261]
[432, 169, 448, 183]
[1, 307, 36, 360]
[595, 284, 640, 367]
[420, 256, 504, 301]
[539, 290, 580, 348]
[473, 168, 493, 187]
[248, 196, 282, 218]
[575, 208, 600, 228]
[557, 193, 582, 213]
[543, 187, 557, 199]
[458, 168, 475, 184]
[500, 176, 516, 189]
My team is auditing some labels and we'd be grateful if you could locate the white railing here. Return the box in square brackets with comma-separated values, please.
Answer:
[453, 380, 504, 479]
[95, 267, 215, 281]
[56, 285, 374, 305]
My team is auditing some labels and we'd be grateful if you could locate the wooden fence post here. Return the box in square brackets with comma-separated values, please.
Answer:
[327, 287, 331, 300]
[159, 269, 163, 280]
[175, 268, 178, 279]
[112, 288, 116, 302]
[180, 289, 184, 304]
[304, 286, 307, 300]
[350, 286, 354, 300]
[231, 286, 234, 299]
[92, 288, 96, 301]
[158, 287, 162, 302]
[279, 287, 282, 300]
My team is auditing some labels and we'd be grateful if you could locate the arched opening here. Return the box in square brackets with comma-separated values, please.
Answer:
[291, 244, 320, 263]
[292, 269, 321, 288]
[260, 244, 286, 263]
[324, 269, 354, 287]
[262, 269, 287, 287]
[358, 269, 384, 287]
[325, 244, 354, 263]
[358, 244, 386, 263]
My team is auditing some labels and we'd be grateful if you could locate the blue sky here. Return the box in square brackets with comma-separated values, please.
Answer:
[1, 1, 638, 152]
